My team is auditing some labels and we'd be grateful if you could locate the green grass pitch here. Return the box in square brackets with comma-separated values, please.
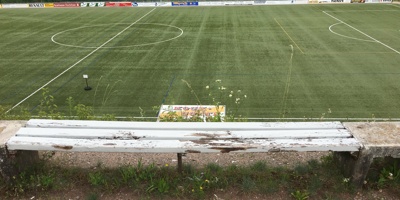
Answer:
[1, 4, 400, 119]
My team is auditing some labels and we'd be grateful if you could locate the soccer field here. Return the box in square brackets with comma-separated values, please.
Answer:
[1, 4, 400, 120]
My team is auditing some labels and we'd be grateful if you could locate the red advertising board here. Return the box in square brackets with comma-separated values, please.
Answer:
[106, 2, 132, 7]
[54, 2, 80, 7]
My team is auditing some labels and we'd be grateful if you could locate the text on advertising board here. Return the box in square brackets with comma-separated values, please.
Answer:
[54, 2, 80, 7]
[172, 2, 199, 6]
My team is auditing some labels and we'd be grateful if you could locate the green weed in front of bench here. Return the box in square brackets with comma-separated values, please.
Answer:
[1, 153, 400, 199]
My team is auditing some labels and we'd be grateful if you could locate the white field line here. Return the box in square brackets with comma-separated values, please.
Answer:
[51, 23, 184, 49]
[329, 22, 376, 43]
[6, 8, 157, 114]
[326, 10, 399, 13]
[323, 11, 400, 56]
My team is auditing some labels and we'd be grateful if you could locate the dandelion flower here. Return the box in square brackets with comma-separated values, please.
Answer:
[205, 179, 210, 183]
[200, 186, 203, 190]
[165, 164, 169, 167]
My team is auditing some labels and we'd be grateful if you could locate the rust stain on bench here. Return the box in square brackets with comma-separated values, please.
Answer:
[52, 145, 73, 150]
[103, 143, 116, 146]
[210, 147, 254, 153]
[185, 150, 201, 153]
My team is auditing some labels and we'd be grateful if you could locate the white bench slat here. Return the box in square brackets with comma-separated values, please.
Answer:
[26, 119, 346, 130]
[15, 128, 353, 140]
[6, 136, 361, 153]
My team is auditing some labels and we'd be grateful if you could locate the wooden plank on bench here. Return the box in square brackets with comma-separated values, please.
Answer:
[26, 119, 347, 130]
[6, 136, 361, 153]
[15, 128, 353, 140]
[7, 119, 362, 153]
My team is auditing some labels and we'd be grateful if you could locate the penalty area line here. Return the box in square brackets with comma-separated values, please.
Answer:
[6, 8, 157, 114]
[323, 11, 400, 56]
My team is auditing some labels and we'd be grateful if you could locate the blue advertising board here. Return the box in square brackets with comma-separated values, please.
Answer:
[171, 2, 199, 6]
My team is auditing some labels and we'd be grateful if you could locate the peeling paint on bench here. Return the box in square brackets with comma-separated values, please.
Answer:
[6, 119, 362, 153]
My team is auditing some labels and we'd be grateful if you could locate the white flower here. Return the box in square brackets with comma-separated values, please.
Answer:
[229, 94, 232, 98]
[206, 85, 209, 89]
[236, 98, 240, 102]
[221, 86, 226, 90]
[244, 95, 247, 98]
[343, 178, 350, 183]
[237, 90, 241, 93]
[230, 91, 234, 94]
[215, 79, 221, 83]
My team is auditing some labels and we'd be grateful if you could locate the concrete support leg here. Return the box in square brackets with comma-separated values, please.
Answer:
[350, 150, 374, 188]
[334, 150, 374, 189]
[0, 148, 39, 183]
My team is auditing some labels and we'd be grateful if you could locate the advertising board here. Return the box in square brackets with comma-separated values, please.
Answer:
[54, 2, 80, 7]
[44, 3, 54, 7]
[80, 2, 106, 7]
[106, 2, 133, 7]
[29, 3, 45, 7]
[198, 1, 225, 6]
[1, 4, 29, 8]
[171, 2, 199, 6]
[318, 0, 351, 2]
[158, 105, 226, 121]
[224, 1, 254, 5]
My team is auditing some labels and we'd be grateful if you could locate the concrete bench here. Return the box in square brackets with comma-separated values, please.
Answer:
[1, 119, 384, 188]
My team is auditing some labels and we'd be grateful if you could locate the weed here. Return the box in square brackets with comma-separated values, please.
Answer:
[291, 189, 309, 200]
[250, 161, 268, 172]
[65, 97, 74, 119]
[294, 164, 310, 175]
[378, 159, 400, 188]
[119, 165, 136, 185]
[38, 88, 62, 119]
[88, 172, 106, 187]
[205, 163, 223, 173]
[241, 176, 257, 192]
[74, 104, 94, 120]
[156, 178, 170, 194]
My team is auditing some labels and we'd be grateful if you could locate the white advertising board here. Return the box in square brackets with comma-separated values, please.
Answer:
[318, 0, 351, 2]
[1, 3, 29, 8]
[137, 2, 172, 7]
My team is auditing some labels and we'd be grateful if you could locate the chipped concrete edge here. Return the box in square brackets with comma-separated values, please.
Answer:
[0, 121, 27, 148]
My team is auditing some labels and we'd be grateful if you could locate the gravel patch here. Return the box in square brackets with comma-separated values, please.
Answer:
[47, 151, 329, 169]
